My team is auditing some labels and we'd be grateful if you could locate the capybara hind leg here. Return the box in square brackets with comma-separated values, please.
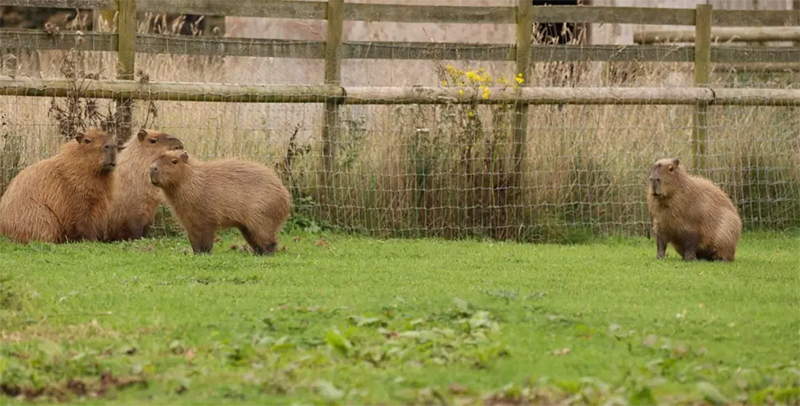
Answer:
[696, 248, 717, 261]
[240, 225, 277, 256]
[682, 233, 700, 261]
[187, 230, 215, 254]
[2, 203, 64, 243]
[656, 232, 667, 259]
[714, 247, 736, 262]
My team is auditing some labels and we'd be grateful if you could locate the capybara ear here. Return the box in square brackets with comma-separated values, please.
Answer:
[137, 129, 148, 142]
[180, 151, 189, 162]
[75, 132, 85, 143]
[672, 158, 680, 167]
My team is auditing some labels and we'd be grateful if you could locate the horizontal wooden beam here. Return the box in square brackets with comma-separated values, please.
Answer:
[0, 79, 343, 102]
[713, 9, 800, 27]
[0, 2, 798, 27]
[345, 4, 515, 23]
[1, 78, 799, 106]
[533, 6, 695, 25]
[712, 46, 800, 63]
[0, 0, 112, 8]
[713, 62, 800, 72]
[530, 44, 694, 62]
[636, 27, 800, 44]
[2, 31, 799, 64]
[136, 0, 325, 19]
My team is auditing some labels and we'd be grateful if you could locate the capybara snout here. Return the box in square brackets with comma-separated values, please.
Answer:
[149, 163, 160, 186]
[102, 140, 117, 172]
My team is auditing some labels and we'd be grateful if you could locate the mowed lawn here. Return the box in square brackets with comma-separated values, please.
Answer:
[0, 230, 797, 405]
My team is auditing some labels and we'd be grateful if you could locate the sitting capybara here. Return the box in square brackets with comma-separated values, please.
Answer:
[647, 158, 742, 261]
[0, 129, 117, 243]
[149, 150, 291, 255]
[105, 129, 184, 241]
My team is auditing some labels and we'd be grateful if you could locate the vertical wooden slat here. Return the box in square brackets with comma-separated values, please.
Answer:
[511, 0, 532, 235]
[693, 4, 712, 173]
[116, 0, 136, 146]
[321, 0, 344, 209]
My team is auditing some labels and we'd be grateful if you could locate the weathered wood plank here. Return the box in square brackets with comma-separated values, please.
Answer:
[321, 0, 345, 208]
[0, 79, 343, 102]
[713, 62, 800, 72]
[2, 2, 798, 28]
[692, 4, 712, 172]
[530, 45, 694, 62]
[0, 0, 113, 8]
[137, 34, 325, 59]
[116, 0, 136, 144]
[135, 0, 326, 20]
[342, 41, 516, 61]
[533, 6, 695, 26]
[0, 31, 117, 52]
[713, 9, 800, 27]
[512, 0, 532, 200]
[4, 31, 799, 64]
[2, 79, 799, 106]
[636, 27, 800, 44]
[345, 4, 515, 23]
[711, 46, 800, 63]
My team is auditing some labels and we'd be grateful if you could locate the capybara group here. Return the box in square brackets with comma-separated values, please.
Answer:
[149, 150, 291, 255]
[647, 158, 742, 261]
[105, 129, 184, 241]
[0, 129, 117, 243]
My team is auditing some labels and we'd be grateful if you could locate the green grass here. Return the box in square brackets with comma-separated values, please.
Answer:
[0, 230, 798, 405]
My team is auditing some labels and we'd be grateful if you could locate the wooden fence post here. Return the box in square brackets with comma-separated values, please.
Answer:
[320, 0, 344, 209]
[693, 4, 711, 173]
[511, 0, 533, 228]
[116, 0, 136, 146]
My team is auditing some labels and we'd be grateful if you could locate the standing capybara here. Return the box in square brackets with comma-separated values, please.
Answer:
[0, 129, 117, 243]
[149, 150, 291, 255]
[647, 158, 742, 261]
[105, 129, 184, 241]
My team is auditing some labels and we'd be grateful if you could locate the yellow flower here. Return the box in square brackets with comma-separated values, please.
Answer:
[515, 76, 524, 84]
[442, 80, 448, 86]
[468, 111, 474, 117]
[482, 87, 491, 99]
[458, 89, 465, 96]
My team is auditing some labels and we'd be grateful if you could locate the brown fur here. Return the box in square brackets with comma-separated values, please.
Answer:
[105, 129, 184, 241]
[149, 150, 292, 255]
[647, 158, 742, 262]
[0, 129, 117, 243]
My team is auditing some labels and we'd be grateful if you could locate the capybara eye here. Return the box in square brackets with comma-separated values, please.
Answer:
[171, 159, 178, 164]
[668, 166, 674, 172]
[149, 138, 157, 144]
[83, 138, 91, 144]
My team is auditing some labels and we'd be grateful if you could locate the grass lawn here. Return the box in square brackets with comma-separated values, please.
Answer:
[0, 229, 798, 405]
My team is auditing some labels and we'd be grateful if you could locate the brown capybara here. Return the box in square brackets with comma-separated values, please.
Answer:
[0, 129, 117, 243]
[647, 158, 742, 262]
[149, 150, 291, 255]
[105, 129, 184, 241]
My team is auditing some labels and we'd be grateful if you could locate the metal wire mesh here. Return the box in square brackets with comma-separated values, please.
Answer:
[0, 3, 798, 243]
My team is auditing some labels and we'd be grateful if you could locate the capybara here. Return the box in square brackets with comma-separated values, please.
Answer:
[105, 129, 184, 241]
[647, 158, 742, 261]
[149, 150, 291, 255]
[0, 129, 117, 243]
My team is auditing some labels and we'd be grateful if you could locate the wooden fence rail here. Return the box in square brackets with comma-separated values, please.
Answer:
[3, 78, 800, 106]
[1, 0, 799, 190]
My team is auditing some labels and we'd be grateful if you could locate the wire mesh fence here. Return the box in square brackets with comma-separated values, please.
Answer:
[0, 2, 799, 243]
